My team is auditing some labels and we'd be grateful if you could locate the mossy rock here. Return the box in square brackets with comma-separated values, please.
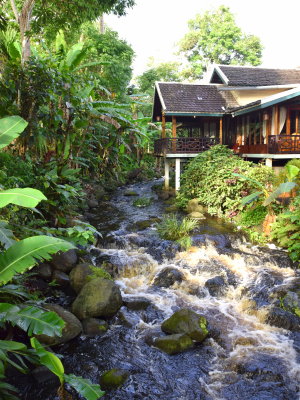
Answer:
[188, 211, 205, 219]
[186, 199, 206, 214]
[69, 263, 93, 293]
[161, 308, 208, 343]
[71, 278, 122, 320]
[154, 333, 193, 355]
[165, 205, 178, 213]
[124, 190, 139, 196]
[134, 218, 161, 230]
[99, 368, 129, 389]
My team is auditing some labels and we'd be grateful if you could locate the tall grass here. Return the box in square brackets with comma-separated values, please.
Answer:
[156, 214, 198, 249]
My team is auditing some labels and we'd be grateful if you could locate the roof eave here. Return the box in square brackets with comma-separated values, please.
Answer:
[165, 111, 224, 117]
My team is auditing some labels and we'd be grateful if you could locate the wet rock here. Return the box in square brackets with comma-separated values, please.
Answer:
[153, 333, 194, 355]
[165, 205, 178, 213]
[282, 291, 300, 314]
[99, 368, 129, 390]
[114, 309, 141, 327]
[161, 308, 208, 343]
[186, 199, 206, 214]
[157, 191, 170, 200]
[134, 219, 154, 230]
[87, 197, 98, 209]
[94, 185, 106, 201]
[266, 307, 300, 331]
[123, 296, 151, 310]
[153, 267, 184, 288]
[34, 263, 52, 280]
[69, 263, 93, 293]
[205, 275, 227, 297]
[37, 304, 82, 345]
[124, 190, 139, 196]
[71, 278, 122, 320]
[82, 318, 108, 336]
[51, 249, 78, 273]
[51, 270, 70, 287]
[31, 366, 59, 384]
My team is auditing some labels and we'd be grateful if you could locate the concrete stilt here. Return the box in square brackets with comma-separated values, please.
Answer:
[265, 158, 273, 168]
[164, 158, 170, 190]
[175, 158, 181, 191]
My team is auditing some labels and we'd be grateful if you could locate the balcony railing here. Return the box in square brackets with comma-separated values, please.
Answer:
[268, 135, 300, 154]
[154, 137, 219, 156]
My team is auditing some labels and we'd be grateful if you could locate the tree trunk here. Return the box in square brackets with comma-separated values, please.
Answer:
[10, 0, 36, 64]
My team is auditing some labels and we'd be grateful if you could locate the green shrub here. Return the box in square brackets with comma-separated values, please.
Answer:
[156, 214, 197, 249]
[271, 196, 300, 262]
[177, 145, 253, 216]
[239, 204, 268, 227]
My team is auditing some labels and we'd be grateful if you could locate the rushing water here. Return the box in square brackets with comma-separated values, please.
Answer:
[21, 179, 300, 400]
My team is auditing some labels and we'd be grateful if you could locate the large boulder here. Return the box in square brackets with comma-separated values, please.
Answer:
[153, 267, 184, 288]
[71, 278, 122, 320]
[123, 296, 151, 311]
[153, 333, 193, 355]
[161, 308, 208, 342]
[69, 263, 93, 293]
[51, 249, 78, 273]
[37, 304, 82, 346]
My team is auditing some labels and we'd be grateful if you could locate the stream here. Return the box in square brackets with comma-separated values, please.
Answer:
[21, 179, 300, 400]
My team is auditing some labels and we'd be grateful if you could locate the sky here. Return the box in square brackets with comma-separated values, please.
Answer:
[106, 0, 300, 77]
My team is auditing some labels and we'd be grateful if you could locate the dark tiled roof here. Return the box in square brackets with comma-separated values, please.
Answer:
[218, 65, 300, 87]
[157, 83, 238, 114]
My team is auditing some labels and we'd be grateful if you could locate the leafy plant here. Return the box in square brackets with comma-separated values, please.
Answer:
[239, 204, 267, 227]
[132, 197, 152, 207]
[87, 265, 113, 282]
[271, 196, 300, 262]
[31, 338, 105, 400]
[156, 214, 197, 249]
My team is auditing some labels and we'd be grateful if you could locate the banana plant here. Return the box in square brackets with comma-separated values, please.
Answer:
[31, 338, 104, 400]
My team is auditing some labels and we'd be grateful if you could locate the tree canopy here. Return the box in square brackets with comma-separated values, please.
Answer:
[136, 61, 182, 93]
[178, 5, 263, 80]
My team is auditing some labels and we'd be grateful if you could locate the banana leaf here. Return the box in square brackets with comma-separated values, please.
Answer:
[0, 235, 75, 285]
[0, 116, 28, 149]
[0, 188, 47, 208]
[0, 221, 15, 249]
[0, 303, 65, 336]
[263, 182, 297, 206]
[65, 374, 105, 400]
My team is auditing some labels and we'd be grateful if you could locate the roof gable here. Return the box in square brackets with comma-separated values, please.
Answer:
[215, 65, 300, 87]
[155, 82, 238, 115]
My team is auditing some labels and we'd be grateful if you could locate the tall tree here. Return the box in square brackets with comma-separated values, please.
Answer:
[4, 0, 134, 63]
[136, 61, 182, 93]
[178, 5, 263, 80]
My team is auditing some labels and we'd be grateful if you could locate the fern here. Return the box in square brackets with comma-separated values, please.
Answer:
[0, 235, 75, 285]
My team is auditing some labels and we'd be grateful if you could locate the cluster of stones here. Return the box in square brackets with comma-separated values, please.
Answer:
[151, 309, 208, 355]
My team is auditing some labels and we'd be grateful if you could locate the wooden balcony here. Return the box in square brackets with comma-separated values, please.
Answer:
[154, 137, 219, 156]
[234, 135, 300, 155]
[268, 135, 300, 154]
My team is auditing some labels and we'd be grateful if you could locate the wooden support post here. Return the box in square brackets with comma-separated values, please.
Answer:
[296, 111, 299, 133]
[219, 117, 223, 144]
[286, 109, 291, 134]
[175, 158, 181, 191]
[172, 116, 176, 152]
[164, 158, 170, 190]
[274, 105, 279, 135]
[162, 113, 166, 138]
[172, 116, 177, 138]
